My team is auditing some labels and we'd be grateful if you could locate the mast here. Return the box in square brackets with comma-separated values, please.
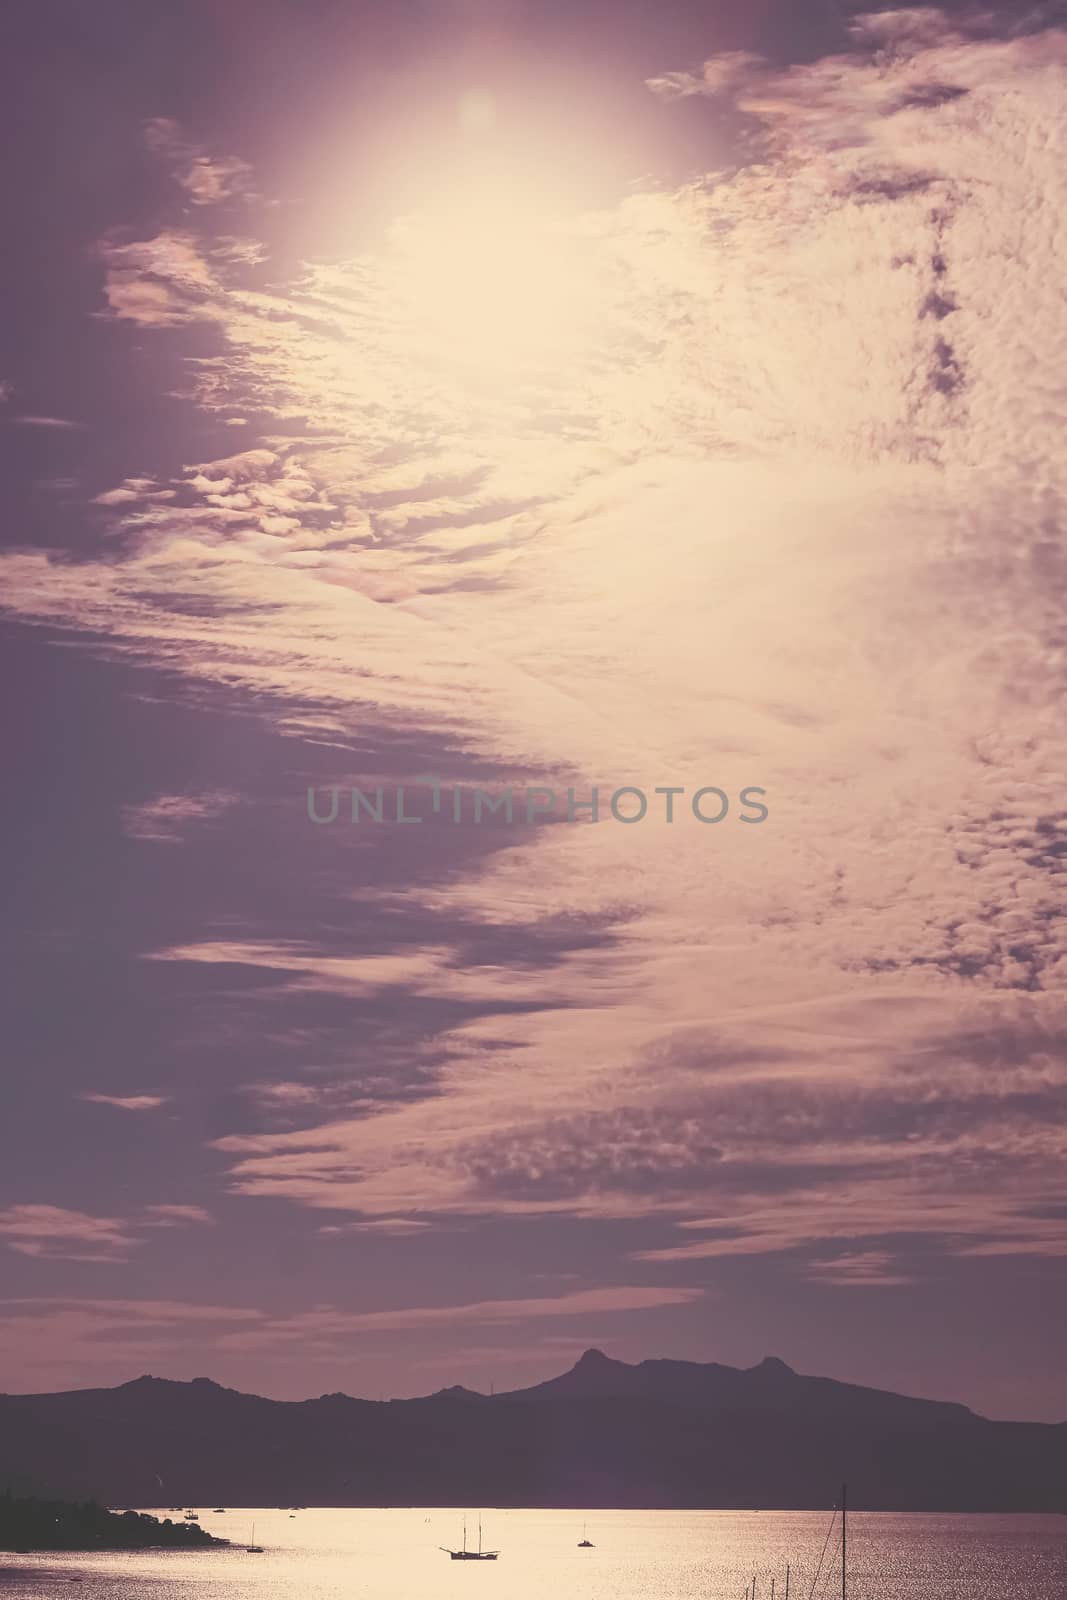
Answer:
[463, 1515, 467, 1555]
[841, 1483, 847, 1600]
[478, 1515, 482, 1556]
[784, 1565, 790, 1600]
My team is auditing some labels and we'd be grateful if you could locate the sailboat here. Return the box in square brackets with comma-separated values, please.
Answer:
[578, 1521, 594, 1548]
[245, 1522, 264, 1554]
[758, 1485, 844, 1600]
[786, 1485, 844, 1600]
[441, 1513, 499, 1560]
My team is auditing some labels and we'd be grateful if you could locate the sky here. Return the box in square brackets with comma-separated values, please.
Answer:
[0, 1, 1065, 1423]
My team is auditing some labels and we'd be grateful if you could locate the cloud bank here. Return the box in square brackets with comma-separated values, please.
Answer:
[1, 8, 1064, 1328]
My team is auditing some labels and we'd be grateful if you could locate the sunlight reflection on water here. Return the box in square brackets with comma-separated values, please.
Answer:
[2, 1508, 1064, 1600]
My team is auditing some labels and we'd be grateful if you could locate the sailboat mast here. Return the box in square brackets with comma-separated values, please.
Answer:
[478, 1515, 482, 1556]
[784, 1564, 790, 1600]
[841, 1483, 847, 1600]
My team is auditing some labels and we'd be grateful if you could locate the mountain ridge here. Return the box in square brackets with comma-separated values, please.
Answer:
[1, 1348, 982, 1417]
[1, 1348, 1063, 1513]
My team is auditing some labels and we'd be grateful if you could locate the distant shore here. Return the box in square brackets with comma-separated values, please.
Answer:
[0, 1494, 226, 1555]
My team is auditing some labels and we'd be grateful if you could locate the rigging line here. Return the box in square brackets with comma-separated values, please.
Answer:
[817, 1544, 840, 1600]
[806, 1503, 840, 1600]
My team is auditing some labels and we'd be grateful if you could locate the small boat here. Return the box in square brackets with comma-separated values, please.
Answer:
[183, 1510, 199, 1521]
[245, 1522, 264, 1553]
[441, 1514, 498, 1560]
[578, 1521, 594, 1548]
[213, 1508, 226, 1514]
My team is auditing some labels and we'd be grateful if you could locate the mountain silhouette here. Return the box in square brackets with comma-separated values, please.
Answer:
[509, 1349, 975, 1422]
[1, 1351, 1063, 1512]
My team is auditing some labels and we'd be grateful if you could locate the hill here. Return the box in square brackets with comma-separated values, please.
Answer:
[1, 1351, 1063, 1511]
[0, 1491, 225, 1551]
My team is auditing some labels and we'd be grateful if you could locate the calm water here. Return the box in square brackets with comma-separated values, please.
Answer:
[2, 1508, 1064, 1599]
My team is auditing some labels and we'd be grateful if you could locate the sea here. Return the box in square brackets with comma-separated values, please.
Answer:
[1, 1507, 1064, 1599]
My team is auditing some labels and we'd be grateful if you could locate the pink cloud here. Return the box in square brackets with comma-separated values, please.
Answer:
[80, 1093, 170, 1111]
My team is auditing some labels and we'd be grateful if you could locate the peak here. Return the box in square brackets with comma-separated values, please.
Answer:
[753, 1357, 794, 1375]
[117, 1374, 230, 1396]
[575, 1348, 614, 1366]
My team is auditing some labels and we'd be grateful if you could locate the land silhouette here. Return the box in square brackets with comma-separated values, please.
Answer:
[0, 1492, 225, 1551]
[2, 1350, 1064, 1512]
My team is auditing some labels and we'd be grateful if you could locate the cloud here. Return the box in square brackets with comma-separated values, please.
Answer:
[645, 50, 767, 101]
[6, 415, 88, 430]
[0, 1287, 697, 1389]
[144, 117, 254, 207]
[0, 1207, 136, 1263]
[805, 1249, 913, 1287]
[94, 229, 227, 326]
[80, 1094, 170, 1112]
[319, 1218, 434, 1236]
[142, 1205, 214, 1227]
[0, 1296, 256, 1323]
[1, 9, 1065, 1286]
[209, 1284, 704, 1350]
[0, 1297, 265, 1391]
[121, 790, 238, 845]
[0, 1204, 213, 1262]
[647, 7, 1067, 169]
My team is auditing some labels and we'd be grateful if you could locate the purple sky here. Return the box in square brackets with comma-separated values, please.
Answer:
[1, 0, 1065, 1422]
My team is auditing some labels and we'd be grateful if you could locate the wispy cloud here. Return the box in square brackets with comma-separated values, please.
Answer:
[80, 1093, 170, 1112]
[211, 1284, 705, 1350]
[0, 1207, 135, 1263]
[0, 1203, 212, 1262]
[121, 790, 238, 845]
[0, 1288, 698, 1391]
[6, 415, 88, 430]
[0, 1297, 264, 1391]
[805, 1250, 913, 1287]
[144, 117, 254, 208]
[142, 1205, 214, 1227]
[1, 8, 1065, 1292]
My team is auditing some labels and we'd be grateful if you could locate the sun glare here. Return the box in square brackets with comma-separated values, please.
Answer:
[385, 155, 609, 387]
